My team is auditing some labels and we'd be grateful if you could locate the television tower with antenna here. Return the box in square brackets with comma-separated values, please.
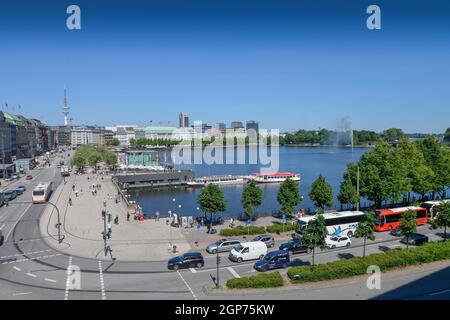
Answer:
[63, 87, 70, 126]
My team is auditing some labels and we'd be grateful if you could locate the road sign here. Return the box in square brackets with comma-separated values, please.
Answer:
[246, 219, 252, 226]
[282, 214, 286, 224]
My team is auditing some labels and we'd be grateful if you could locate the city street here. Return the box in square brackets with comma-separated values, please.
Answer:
[1, 155, 449, 300]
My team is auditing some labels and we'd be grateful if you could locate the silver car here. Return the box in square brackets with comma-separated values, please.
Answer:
[252, 235, 275, 248]
[206, 238, 241, 254]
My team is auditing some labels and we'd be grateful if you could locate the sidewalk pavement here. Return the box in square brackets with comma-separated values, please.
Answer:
[40, 167, 297, 261]
[40, 171, 192, 262]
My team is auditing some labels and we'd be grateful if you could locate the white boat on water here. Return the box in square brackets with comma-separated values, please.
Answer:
[248, 172, 301, 183]
[187, 175, 246, 187]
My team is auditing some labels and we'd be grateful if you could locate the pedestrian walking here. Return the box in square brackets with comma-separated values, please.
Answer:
[103, 199, 107, 207]
[156, 211, 160, 221]
[114, 215, 119, 225]
[107, 222, 112, 233]
[72, 185, 75, 191]
[69, 198, 72, 206]
[127, 211, 130, 221]
[75, 190, 78, 197]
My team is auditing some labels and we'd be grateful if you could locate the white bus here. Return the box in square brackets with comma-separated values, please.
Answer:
[297, 211, 366, 238]
[32, 182, 53, 203]
[422, 200, 450, 220]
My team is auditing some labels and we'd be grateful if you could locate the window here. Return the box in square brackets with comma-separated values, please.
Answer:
[416, 210, 427, 219]
[385, 214, 402, 223]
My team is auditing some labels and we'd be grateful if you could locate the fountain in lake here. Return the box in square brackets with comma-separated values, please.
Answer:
[335, 117, 354, 152]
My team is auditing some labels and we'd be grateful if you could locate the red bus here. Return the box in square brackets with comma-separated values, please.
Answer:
[374, 206, 428, 232]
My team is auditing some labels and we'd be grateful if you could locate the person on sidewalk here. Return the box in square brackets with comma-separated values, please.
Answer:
[114, 215, 119, 225]
[69, 198, 72, 206]
[103, 199, 107, 207]
[127, 211, 130, 221]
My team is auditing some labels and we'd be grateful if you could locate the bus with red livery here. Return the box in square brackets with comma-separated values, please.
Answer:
[374, 206, 428, 232]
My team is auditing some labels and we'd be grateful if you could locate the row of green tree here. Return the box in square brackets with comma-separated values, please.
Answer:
[301, 202, 450, 270]
[280, 127, 448, 146]
[72, 145, 117, 168]
[338, 136, 450, 209]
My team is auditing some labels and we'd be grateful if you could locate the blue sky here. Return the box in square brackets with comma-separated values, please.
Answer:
[0, 0, 449, 133]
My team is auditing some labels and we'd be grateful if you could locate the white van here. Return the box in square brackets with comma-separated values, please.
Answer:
[228, 241, 267, 263]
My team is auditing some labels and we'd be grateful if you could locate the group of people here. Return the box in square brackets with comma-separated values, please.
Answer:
[90, 183, 101, 196]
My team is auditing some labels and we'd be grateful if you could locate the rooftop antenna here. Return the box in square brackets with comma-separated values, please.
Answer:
[18, 105, 22, 115]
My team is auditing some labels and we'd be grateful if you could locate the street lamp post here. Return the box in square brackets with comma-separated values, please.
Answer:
[41, 201, 63, 243]
[178, 204, 182, 229]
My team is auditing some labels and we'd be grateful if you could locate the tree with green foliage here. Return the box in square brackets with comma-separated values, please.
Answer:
[197, 184, 227, 229]
[431, 202, 450, 241]
[309, 174, 333, 211]
[241, 180, 263, 219]
[276, 178, 302, 217]
[397, 138, 434, 200]
[338, 176, 359, 210]
[358, 140, 410, 208]
[302, 214, 328, 270]
[444, 128, 450, 144]
[382, 128, 405, 143]
[400, 210, 417, 249]
[355, 212, 376, 257]
[417, 136, 450, 199]
[108, 138, 120, 146]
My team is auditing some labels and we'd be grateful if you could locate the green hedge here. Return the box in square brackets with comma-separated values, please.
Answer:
[288, 240, 450, 283]
[266, 222, 297, 234]
[220, 226, 266, 236]
[220, 222, 297, 237]
[227, 272, 284, 289]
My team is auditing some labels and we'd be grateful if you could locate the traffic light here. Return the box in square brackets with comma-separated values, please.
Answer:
[216, 256, 221, 265]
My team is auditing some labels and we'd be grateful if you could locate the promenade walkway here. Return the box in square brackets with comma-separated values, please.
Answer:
[40, 170, 191, 261]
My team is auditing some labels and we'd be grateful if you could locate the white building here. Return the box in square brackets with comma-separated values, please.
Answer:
[71, 127, 100, 147]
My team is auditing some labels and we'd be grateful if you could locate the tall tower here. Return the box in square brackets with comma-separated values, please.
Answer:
[63, 87, 70, 126]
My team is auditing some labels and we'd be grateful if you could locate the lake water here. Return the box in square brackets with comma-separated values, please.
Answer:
[129, 146, 370, 219]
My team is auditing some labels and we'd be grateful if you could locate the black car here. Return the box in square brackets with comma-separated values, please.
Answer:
[401, 233, 429, 246]
[167, 252, 205, 270]
[279, 239, 311, 254]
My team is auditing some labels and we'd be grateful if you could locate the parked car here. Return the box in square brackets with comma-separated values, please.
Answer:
[390, 228, 403, 237]
[167, 252, 204, 270]
[252, 235, 275, 248]
[326, 235, 352, 249]
[26, 175, 33, 180]
[206, 238, 241, 254]
[3, 190, 17, 201]
[279, 238, 311, 254]
[16, 186, 26, 193]
[4, 176, 13, 182]
[254, 250, 290, 272]
[401, 233, 429, 246]
[229, 241, 268, 263]
[12, 174, 19, 180]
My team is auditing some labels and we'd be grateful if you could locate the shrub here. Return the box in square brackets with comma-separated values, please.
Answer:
[220, 226, 266, 237]
[265, 222, 297, 234]
[288, 240, 450, 283]
[227, 272, 284, 289]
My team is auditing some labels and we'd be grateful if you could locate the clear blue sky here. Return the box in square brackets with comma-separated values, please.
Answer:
[0, 0, 449, 133]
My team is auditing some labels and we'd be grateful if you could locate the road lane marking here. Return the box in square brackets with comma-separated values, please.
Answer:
[177, 270, 198, 300]
[13, 292, 32, 296]
[0, 249, 52, 259]
[189, 268, 197, 273]
[429, 289, 450, 297]
[0, 253, 62, 265]
[13, 266, 21, 272]
[98, 261, 106, 300]
[64, 256, 73, 300]
[44, 278, 57, 283]
[26, 273, 37, 278]
[4, 203, 32, 242]
[227, 266, 241, 278]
